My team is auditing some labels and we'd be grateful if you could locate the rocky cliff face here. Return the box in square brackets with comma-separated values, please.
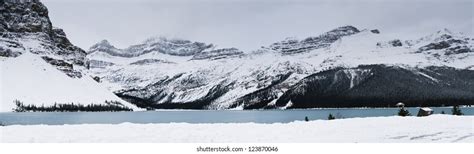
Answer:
[1, 0, 51, 34]
[415, 29, 473, 55]
[268, 26, 360, 54]
[88, 37, 214, 58]
[0, 0, 86, 77]
[0, 0, 138, 111]
[191, 48, 244, 60]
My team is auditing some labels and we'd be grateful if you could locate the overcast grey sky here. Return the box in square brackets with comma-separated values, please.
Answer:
[42, 0, 473, 51]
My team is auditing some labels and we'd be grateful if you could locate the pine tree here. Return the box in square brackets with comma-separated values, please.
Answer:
[452, 105, 463, 115]
[305, 116, 309, 122]
[398, 107, 410, 116]
[441, 111, 445, 114]
[13, 100, 26, 112]
[328, 114, 335, 120]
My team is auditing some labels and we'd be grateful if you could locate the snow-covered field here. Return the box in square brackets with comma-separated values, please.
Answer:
[1, 115, 472, 143]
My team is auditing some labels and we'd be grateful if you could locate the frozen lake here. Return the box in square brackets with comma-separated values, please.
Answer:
[0, 107, 472, 125]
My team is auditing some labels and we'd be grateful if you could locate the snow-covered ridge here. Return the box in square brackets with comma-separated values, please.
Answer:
[86, 25, 474, 110]
[89, 37, 214, 58]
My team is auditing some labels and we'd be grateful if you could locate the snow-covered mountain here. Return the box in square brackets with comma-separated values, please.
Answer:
[2, 0, 473, 111]
[87, 26, 474, 109]
[0, 0, 138, 112]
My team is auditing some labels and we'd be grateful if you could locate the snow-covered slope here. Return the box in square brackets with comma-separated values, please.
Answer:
[87, 26, 474, 109]
[0, 0, 138, 111]
[0, 52, 138, 112]
[323, 29, 474, 68]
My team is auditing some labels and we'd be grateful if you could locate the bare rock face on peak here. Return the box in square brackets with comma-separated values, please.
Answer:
[416, 30, 472, 55]
[88, 37, 214, 58]
[191, 48, 244, 60]
[1, 0, 86, 77]
[268, 26, 360, 54]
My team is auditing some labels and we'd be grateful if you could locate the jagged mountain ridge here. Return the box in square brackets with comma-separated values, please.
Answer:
[87, 26, 474, 109]
[268, 26, 360, 54]
[88, 37, 214, 58]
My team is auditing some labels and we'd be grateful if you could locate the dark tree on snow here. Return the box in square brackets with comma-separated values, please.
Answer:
[452, 105, 463, 115]
[398, 107, 411, 117]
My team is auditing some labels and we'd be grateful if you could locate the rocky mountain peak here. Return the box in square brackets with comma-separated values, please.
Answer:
[89, 40, 115, 51]
[98, 39, 112, 46]
[1, 0, 87, 77]
[436, 28, 453, 35]
[137, 36, 214, 56]
[322, 25, 360, 37]
[415, 28, 473, 55]
[88, 36, 214, 57]
[0, 0, 51, 34]
[269, 25, 360, 54]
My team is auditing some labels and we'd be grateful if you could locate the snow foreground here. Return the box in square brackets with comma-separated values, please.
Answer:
[1, 115, 472, 143]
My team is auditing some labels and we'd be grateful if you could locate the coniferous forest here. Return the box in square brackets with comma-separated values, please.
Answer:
[13, 100, 132, 112]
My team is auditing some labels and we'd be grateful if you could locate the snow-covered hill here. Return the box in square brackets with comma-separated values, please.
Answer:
[87, 26, 474, 109]
[0, 0, 138, 112]
[0, 52, 138, 112]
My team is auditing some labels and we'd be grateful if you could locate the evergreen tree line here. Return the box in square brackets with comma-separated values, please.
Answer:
[285, 96, 474, 108]
[13, 100, 132, 112]
[397, 105, 464, 116]
[277, 65, 474, 109]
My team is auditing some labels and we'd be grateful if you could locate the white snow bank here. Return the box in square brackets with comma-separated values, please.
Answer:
[0, 53, 139, 112]
[1, 115, 472, 143]
[421, 107, 433, 111]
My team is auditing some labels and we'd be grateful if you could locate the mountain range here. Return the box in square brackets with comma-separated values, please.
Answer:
[86, 26, 474, 109]
[1, 0, 474, 111]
